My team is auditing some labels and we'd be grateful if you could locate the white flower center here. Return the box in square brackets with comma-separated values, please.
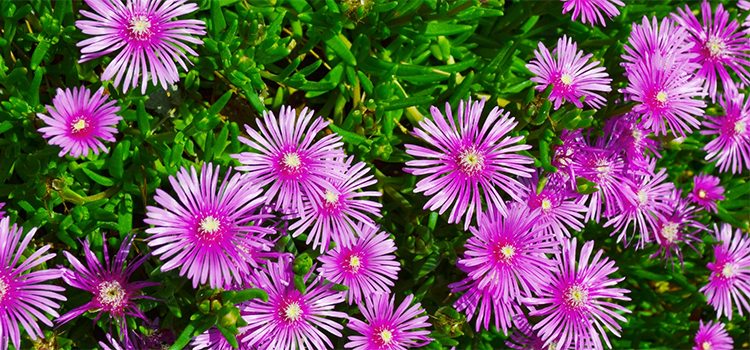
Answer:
[457, 147, 485, 175]
[324, 190, 339, 206]
[632, 129, 643, 142]
[656, 91, 668, 103]
[348, 255, 362, 273]
[284, 302, 303, 321]
[637, 189, 648, 206]
[98, 281, 126, 309]
[379, 329, 393, 344]
[722, 263, 737, 278]
[540, 198, 552, 211]
[282, 152, 302, 170]
[71, 117, 88, 133]
[560, 74, 573, 85]
[199, 216, 221, 234]
[735, 120, 747, 135]
[564, 285, 589, 308]
[497, 244, 516, 262]
[547, 342, 558, 350]
[706, 37, 726, 58]
[660, 222, 679, 243]
[129, 16, 153, 40]
[702, 341, 712, 350]
[0, 277, 9, 302]
[698, 189, 707, 199]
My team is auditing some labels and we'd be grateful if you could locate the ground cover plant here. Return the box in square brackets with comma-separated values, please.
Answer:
[0, 0, 749, 349]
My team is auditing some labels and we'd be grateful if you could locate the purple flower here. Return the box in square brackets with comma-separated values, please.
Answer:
[688, 173, 725, 213]
[76, 0, 206, 94]
[574, 149, 629, 223]
[290, 158, 382, 252]
[672, 0, 750, 100]
[232, 106, 346, 215]
[622, 16, 699, 74]
[0, 202, 5, 218]
[525, 238, 631, 350]
[37, 86, 122, 158]
[700, 223, 750, 320]
[345, 293, 432, 350]
[449, 204, 558, 333]
[561, 0, 624, 27]
[649, 189, 705, 270]
[145, 163, 274, 289]
[241, 257, 348, 350]
[520, 172, 587, 241]
[0, 217, 66, 350]
[701, 93, 750, 174]
[693, 320, 733, 350]
[405, 98, 533, 229]
[318, 224, 399, 305]
[602, 112, 662, 173]
[506, 316, 567, 350]
[604, 165, 675, 248]
[623, 53, 706, 137]
[57, 234, 156, 338]
[527, 35, 612, 110]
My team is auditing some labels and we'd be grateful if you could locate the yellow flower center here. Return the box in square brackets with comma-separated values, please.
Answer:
[698, 189, 707, 199]
[632, 129, 643, 142]
[457, 148, 485, 175]
[497, 244, 516, 262]
[706, 37, 726, 58]
[324, 190, 339, 206]
[656, 91, 668, 103]
[348, 255, 362, 273]
[560, 74, 573, 85]
[564, 285, 588, 308]
[129, 16, 152, 39]
[702, 341, 712, 350]
[660, 222, 679, 243]
[735, 120, 747, 135]
[283, 152, 302, 169]
[637, 189, 648, 206]
[98, 281, 126, 309]
[71, 118, 88, 133]
[722, 263, 737, 278]
[379, 329, 393, 344]
[199, 216, 221, 234]
[0, 277, 8, 302]
[284, 302, 303, 321]
[540, 198, 552, 211]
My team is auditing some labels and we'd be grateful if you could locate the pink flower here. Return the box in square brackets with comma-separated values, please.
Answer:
[345, 293, 432, 350]
[700, 223, 750, 320]
[687, 173, 725, 212]
[701, 93, 750, 174]
[693, 320, 733, 350]
[561, 0, 624, 27]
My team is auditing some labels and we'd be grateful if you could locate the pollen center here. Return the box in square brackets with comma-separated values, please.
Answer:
[637, 189, 648, 206]
[0, 277, 9, 302]
[97, 281, 126, 310]
[348, 255, 361, 272]
[660, 221, 679, 243]
[560, 74, 573, 86]
[283, 301, 303, 322]
[702, 341, 712, 350]
[721, 262, 737, 279]
[71, 117, 88, 133]
[656, 91, 668, 103]
[379, 329, 393, 344]
[706, 37, 726, 59]
[280, 152, 304, 176]
[128, 15, 153, 40]
[698, 189, 707, 199]
[650, 90, 669, 109]
[323, 190, 340, 208]
[495, 243, 516, 263]
[735, 120, 747, 135]
[563, 284, 589, 309]
[457, 147, 485, 176]
[200, 216, 221, 233]
[540, 198, 552, 211]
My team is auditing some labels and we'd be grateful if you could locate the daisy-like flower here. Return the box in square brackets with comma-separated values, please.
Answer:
[526, 35, 612, 110]
[506, 316, 566, 350]
[701, 93, 750, 174]
[232, 106, 346, 215]
[693, 320, 733, 350]
[0, 217, 66, 350]
[404, 98, 534, 229]
[649, 189, 704, 270]
[290, 157, 382, 252]
[602, 112, 661, 173]
[622, 16, 698, 74]
[560, 0, 624, 27]
[520, 172, 587, 241]
[145, 162, 274, 289]
[76, 0, 206, 94]
[448, 204, 559, 333]
[623, 53, 706, 137]
[688, 173, 726, 213]
[318, 224, 399, 305]
[57, 234, 157, 338]
[37, 86, 122, 158]
[346, 293, 432, 350]
[525, 238, 632, 350]
[672, 0, 750, 100]
[605, 166, 675, 248]
[241, 257, 348, 350]
[574, 149, 629, 223]
[700, 223, 750, 320]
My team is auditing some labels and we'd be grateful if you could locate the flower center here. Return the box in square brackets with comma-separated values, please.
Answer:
[323, 190, 340, 210]
[97, 281, 126, 310]
[721, 262, 737, 279]
[0, 277, 9, 302]
[71, 117, 88, 134]
[540, 198, 552, 212]
[702, 341, 711, 350]
[347, 254, 362, 273]
[563, 284, 589, 309]
[494, 243, 516, 263]
[637, 189, 648, 206]
[379, 329, 393, 344]
[196, 215, 224, 242]
[706, 37, 726, 59]
[128, 15, 153, 41]
[280, 152, 304, 176]
[560, 73, 573, 86]
[735, 120, 747, 135]
[649, 90, 669, 110]
[660, 221, 679, 243]
[698, 189, 707, 199]
[632, 129, 643, 142]
[283, 301, 303, 322]
[456, 147, 485, 176]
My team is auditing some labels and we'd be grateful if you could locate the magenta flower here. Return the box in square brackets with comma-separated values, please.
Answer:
[405, 98, 533, 229]
[688, 173, 725, 213]
[241, 257, 348, 350]
[527, 35, 612, 110]
[520, 172, 587, 241]
[0, 202, 5, 218]
[602, 112, 662, 173]
[449, 204, 558, 333]
[506, 316, 565, 350]
[561, 0, 624, 27]
[290, 158, 382, 252]
[574, 150, 629, 223]
[76, 0, 206, 94]
[37, 86, 122, 158]
[0, 217, 66, 350]
[649, 189, 704, 270]
[525, 238, 631, 350]
[672, 0, 750, 100]
[700, 223, 750, 320]
[145, 163, 274, 289]
[57, 234, 157, 338]
[701, 93, 750, 174]
[318, 224, 399, 305]
[622, 16, 699, 74]
[623, 53, 706, 137]
[345, 293, 432, 350]
[693, 320, 733, 350]
[232, 106, 346, 215]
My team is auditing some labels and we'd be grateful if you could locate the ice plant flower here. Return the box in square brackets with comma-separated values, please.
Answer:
[623, 53, 706, 137]
[404, 98, 534, 229]
[290, 158, 382, 252]
[37, 86, 122, 158]
[0, 217, 66, 350]
[0, 202, 5, 218]
[525, 238, 631, 350]
[520, 172, 587, 241]
[241, 257, 348, 350]
[700, 223, 750, 320]
[232, 106, 346, 215]
[318, 224, 400, 305]
[57, 234, 157, 338]
[506, 317, 565, 350]
[688, 173, 725, 213]
[693, 320, 733, 350]
[701, 93, 750, 174]
[345, 293, 432, 350]
[145, 163, 274, 288]
[574, 149, 629, 223]
[672, 0, 750, 100]
[76, 0, 207, 94]
[449, 204, 558, 333]
[560, 0, 624, 27]
[622, 16, 698, 74]
[649, 189, 704, 271]
[602, 112, 662, 173]
[526, 35, 612, 110]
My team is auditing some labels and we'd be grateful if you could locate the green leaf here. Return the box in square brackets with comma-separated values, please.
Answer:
[211, 0, 227, 36]
[223, 288, 269, 304]
[109, 142, 125, 179]
[423, 22, 473, 36]
[383, 95, 435, 111]
[169, 323, 195, 350]
[416, 253, 440, 278]
[81, 168, 116, 187]
[217, 325, 239, 348]
[137, 100, 151, 137]
[30, 39, 50, 70]
[323, 31, 357, 66]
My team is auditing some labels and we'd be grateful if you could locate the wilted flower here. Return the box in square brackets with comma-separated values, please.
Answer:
[701, 93, 750, 174]
[700, 223, 750, 320]
[560, 0, 624, 27]
[688, 173, 725, 213]
[345, 293, 432, 350]
[37, 86, 122, 158]
[76, 0, 206, 93]
[693, 320, 733, 350]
